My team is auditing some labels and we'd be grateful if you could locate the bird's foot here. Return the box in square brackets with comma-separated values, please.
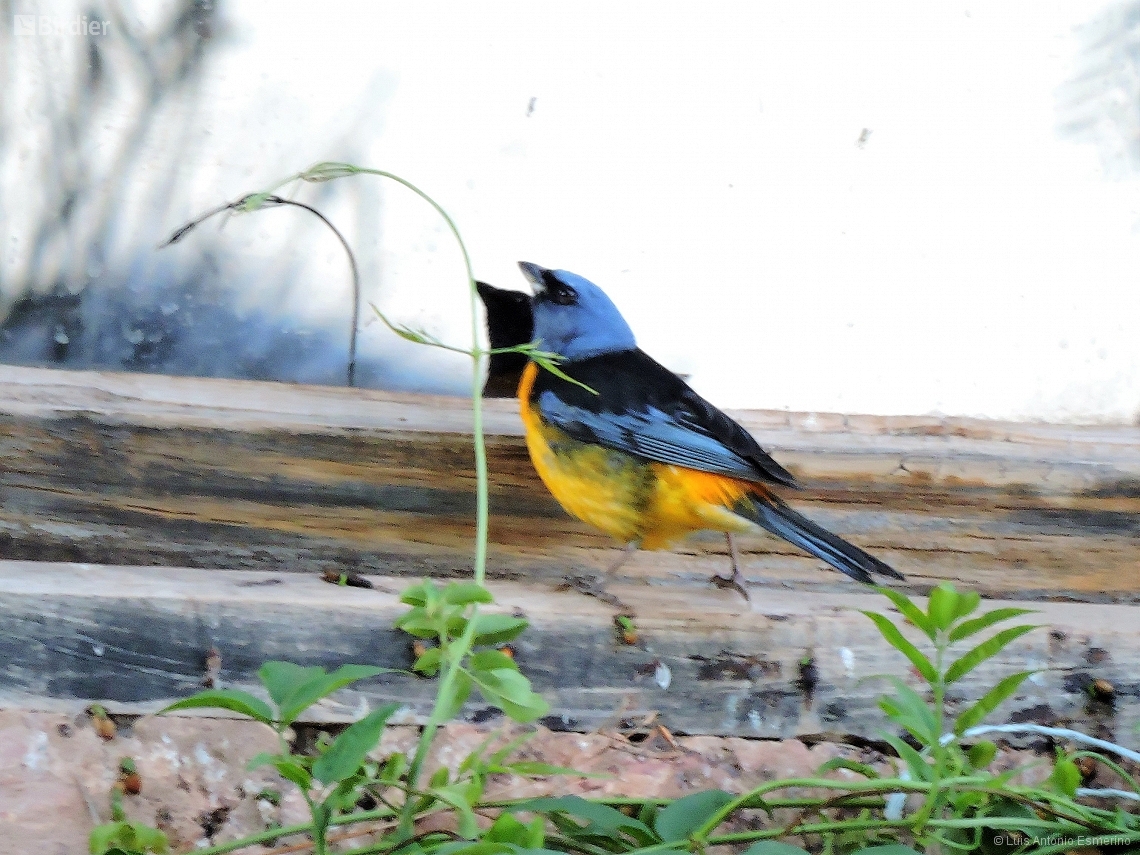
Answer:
[557, 573, 634, 613]
[709, 568, 751, 603]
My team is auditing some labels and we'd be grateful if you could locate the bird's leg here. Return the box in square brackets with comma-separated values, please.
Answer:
[603, 540, 639, 578]
[560, 541, 638, 612]
[710, 532, 751, 602]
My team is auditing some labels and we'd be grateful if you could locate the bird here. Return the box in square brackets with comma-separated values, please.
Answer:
[476, 281, 534, 397]
[514, 261, 903, 597]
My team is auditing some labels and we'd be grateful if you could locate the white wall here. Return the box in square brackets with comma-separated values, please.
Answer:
[9, 1, 1140, 422]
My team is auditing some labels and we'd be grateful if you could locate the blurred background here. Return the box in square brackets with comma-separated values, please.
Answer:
[2, 0, 1139, 422]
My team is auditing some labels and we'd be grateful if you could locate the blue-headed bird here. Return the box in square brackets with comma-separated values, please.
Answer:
[514, 261, 903, 596]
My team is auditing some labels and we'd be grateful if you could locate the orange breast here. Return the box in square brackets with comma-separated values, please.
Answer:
[639, 464, 755, 549]
[518, 363, 759, 549]
[518, 364, 650, 542]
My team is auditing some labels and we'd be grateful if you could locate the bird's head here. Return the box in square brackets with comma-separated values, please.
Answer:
[517, 262, 636, 360]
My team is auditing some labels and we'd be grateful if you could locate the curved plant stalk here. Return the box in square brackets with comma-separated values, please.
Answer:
[288, 162, 490, 598]
[163, 194, 361, 387]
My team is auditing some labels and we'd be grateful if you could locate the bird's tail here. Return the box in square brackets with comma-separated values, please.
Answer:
[741, 492, 903, 584]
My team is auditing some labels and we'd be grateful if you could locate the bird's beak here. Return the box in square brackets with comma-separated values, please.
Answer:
[517, 261, 549, 294]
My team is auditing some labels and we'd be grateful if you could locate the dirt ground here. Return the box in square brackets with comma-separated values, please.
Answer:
[0, 708, 1071, 855]
[2, 709, 881, 853]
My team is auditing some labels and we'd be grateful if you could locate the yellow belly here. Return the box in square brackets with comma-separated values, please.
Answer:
[518, 363, 756, 549]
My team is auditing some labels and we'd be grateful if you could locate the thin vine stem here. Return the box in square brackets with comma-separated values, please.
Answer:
[281, 162, 492, 828]
[293, 162, 489, 592]
[163, 193, 360, 387]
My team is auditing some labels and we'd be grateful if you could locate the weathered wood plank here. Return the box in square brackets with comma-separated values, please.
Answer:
[1, 562, 1136, 743]
[0, 365, 1138, 601]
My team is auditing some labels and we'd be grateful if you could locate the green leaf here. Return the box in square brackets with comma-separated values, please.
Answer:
[947, 608, 1035, 643]
[90, 823, 138, 855]
[927, 584, 960, 632]
[469, 613, 529, 646]
[952, 590, 981, 621]
[532, 354, 598, 395]
[816, 757, 880, 779]
[395, 326, 432, 344]
[856, 847, 924, 855]
[434, 782, 483, 839]
[272, 758, 313, 791]
[400, 581, 434, 607]
[88, 824, 116, 854]
[301, 161, 361, 182]
[312, 704, 399, 785]
[860, 611, 937, 682]
[239, 191, 274, 212]
[89, 820, 170, 855]
[944, 625, 1039, 684]
[879, 678, 939, 746]
[739, 843, 811, 855]
[955, 671, 1035, 734]
[471, 667, 549, 722]
[1049, 755, 1081, 797]
[414, 646, 443, 676]
[159, 689, 274, 724]
[259, 661, 325, 708]
[654, 789, 735, 841]
[485, 813, 532, 845]
[379, 752, 407, 784]
[637, 801, 659, 831]
[508, 795, 657, 844]
[442, 582, 494, 606]
[874, 586, 936, 641]
[881, 733, 931, 782]
[437, 669, 473, 720]
[371, 306, 431, 344]
[522, 817, 547, 850]
[277, 664, 387, 725]
[446, 611, 471, 638]
[397, 608, 442, 639]
[325, 774, 366, 813]
[134, 825, 168, 853]
[469, 649, 519, 672]
[967, 740, 997, 769]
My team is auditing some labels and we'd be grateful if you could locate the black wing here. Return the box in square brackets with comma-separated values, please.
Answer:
[531, 349, 799, 488]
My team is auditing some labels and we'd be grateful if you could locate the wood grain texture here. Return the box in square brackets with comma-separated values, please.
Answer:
[1, 562, 1136, 742]
[0, 365, 1138, 601]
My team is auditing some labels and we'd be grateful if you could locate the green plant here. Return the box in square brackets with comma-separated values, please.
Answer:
[161, 662, 394, 853]
[862, 584, 1041, 844]
[89, 784, 168, 854]
[400, 579, 548, 721]
[495, 584, 1138, 855]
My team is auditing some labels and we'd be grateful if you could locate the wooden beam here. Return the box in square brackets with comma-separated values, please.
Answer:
[1, 562, 1136, 742]
[0, 365, 1138, 601]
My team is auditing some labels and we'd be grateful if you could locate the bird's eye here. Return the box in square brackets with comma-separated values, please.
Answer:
[541, 270, 577, 305]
